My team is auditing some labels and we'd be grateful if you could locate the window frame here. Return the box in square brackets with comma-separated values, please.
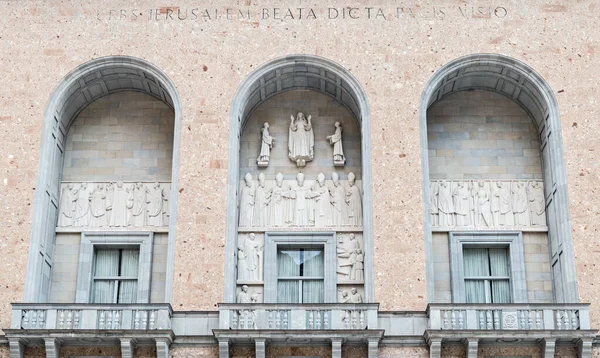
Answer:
[75, 232, 153, 304]
[91, 247, 140, 304]
[449, 231, 527, 303]
[264, 233, 336, 303]
[276, 247, 326, 304]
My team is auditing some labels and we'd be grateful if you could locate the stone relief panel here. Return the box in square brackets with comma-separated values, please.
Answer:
[237, 233, 264, 283]
[236, 284, 263, 304]
[430, 180, 546, 229]
[336, 233, 364, 284]
[238, 172, 363, 230]
[337, 286, 364, 303]
[57, 181, 170, 229]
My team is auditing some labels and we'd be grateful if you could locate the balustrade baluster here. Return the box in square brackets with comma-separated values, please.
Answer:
[443, 311, 450, 329]
[458, 310, 464, 329]
[134, 310, 140, 330]
[324, 310, 329, 329]
[478, 311, 484, 329]
[451, 310, 456, 329]
[99, 311, 105, 329]
[22, 311, 29, 329]
[38, 310, 45, 329]
[571, 310, 579, 329]
[268, 311, 273, 329]
[114, 311, 121, 329]
[275, 310, 281, 329]
[527, 310, 533, 330]
[58, 311, 65, 329]
[231, 310, 238, 329]
[149, 311, 155, 329]
[563, 310, 570, 330]
[316, 310, 322, 329]
[308, 310, 314, 329]
[74, 311, 80, 329]
[283, 310, 289, 329]
[536, 310, 542, 329]
[142, 310, 148, 329]
[487, 310, 493, 330]
[108, 311, 114, 329]
[31, 310, 38, 329]
[359, 310, 365, 328]
[555, 311, 562, 330]
[66, 311, 72, 329]
[518, 310, 525, 329]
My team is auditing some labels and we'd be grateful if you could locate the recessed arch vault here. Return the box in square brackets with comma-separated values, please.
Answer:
[225, 55, 373, 303]
[24, 56, 182, 303]
[420, 54, 577, 303]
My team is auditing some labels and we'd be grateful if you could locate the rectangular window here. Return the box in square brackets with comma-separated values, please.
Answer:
[463, 247, 510, 303]
[277, 248, 324, 303]
[91, 248, 139, 303]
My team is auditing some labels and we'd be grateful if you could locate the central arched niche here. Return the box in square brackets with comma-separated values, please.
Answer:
[225, 55, 372, 303]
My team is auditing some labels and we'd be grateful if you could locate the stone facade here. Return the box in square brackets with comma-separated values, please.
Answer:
[1, 1, 600, 357]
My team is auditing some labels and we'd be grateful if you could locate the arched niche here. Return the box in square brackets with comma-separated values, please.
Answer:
[225, 55, 373, 303]
[24, 56, 182, 303]
[419, 54, 577, 303]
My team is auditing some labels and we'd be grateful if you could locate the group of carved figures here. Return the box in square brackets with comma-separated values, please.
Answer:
[239, 172, 363, 228]
[429, 180, 546, 228]
[337, 233, 364, 282]
[257, 112, 346, 168]
[57, 182, 169, 228]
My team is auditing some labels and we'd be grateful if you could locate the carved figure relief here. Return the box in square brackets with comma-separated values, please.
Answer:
[109, 181, 129, 227]
[237, 173, 363, 229]
[345, 172, 362, 227]
[253, 173, 271, 227]
[327, 121, 346, 166]
[57, 182, 170, 229]
[89, 184, 108, 227]
[429, 180, 547, 229]
[146, 182, 167, 227]
[288, 112, 314, 167]
[239, 173, 255, 228]
[257, 122, 275, 167]
[58, 184, 77, 227]
[337, 233, 364, 282]
[329, 172, 346, 227]
[339, 287, 363, 303]
[237, 233, 263, 282]
[311, 173, 330, 227]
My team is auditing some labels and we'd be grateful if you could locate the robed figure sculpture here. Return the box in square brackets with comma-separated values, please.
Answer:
[288, 112, 315, 167]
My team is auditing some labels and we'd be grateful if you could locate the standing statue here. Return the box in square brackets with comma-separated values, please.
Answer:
[269, 173, 288, 227]
[253, 173, 271, 227]
[430, 182, 439, 226]
[147, 182, 167, 227]
[438, 180, 454, 226]
[311, 173, 330, 227]
[474, 182, 492, 227]
[512, 181, 530, 226]
[327, 121, 346, 166]
[109, 181, 130, 227]
[257, 122, 275, 167]
[528, 181, 546, 226]
[452, 182, 470, 226]
[329, 172, 346, 227]
[345, 172, 362, 227]
[58, 184, 78, 227]
[237, 233, 262, 281]
[89, 183, 108, 227]
[128, 182, 147, 227]
[74, 183, 90, 226]
[288, 112, 314, 167]
[352, 249, 364, 281]
[239, 173, 255, 227]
